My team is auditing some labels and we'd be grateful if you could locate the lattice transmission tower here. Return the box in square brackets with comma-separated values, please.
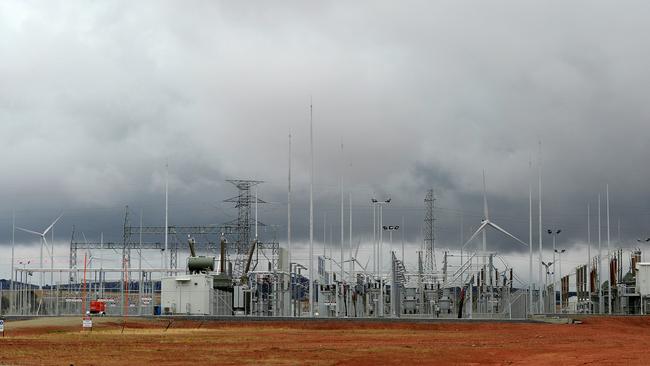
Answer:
[223, 179, 265, 277]
[423, 189, 437, 273]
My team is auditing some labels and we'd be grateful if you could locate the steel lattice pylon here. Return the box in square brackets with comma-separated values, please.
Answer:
[423, 189, 436, 273]
[223, 179, 265, 277]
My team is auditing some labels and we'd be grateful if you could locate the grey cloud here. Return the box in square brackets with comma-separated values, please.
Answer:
[1, 1, 650, 278]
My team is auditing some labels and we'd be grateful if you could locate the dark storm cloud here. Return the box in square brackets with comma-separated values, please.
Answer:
[2, 0, 650, 279]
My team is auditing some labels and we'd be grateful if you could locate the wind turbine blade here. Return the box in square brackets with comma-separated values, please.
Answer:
[462, 221, 489, 249]
[43, 213, 63, 236]
[487, 221, 528, 247]
[483, 170, 489, 220]
[355, 258, 367, 272]
[42, 236, 52, 256]
[354, 239, 362, 259]
[16, 227, 43, 236]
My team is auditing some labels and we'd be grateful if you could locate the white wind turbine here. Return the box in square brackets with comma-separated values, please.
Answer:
[17, 214, 63, 289]
[346, 240, 370, 274]
[463, 172, 528, 252]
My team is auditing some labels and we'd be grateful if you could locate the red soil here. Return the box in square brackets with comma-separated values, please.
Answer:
[0, 316, 648, 365]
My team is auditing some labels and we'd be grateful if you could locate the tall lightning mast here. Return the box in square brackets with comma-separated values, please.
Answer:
[287, 133, 292, 281]
[164, 161, 169, 274]
[529, 158, 533, 314]
[309, 100, 314, 317]
[340, 141, 344, 307]
[606, 184, 611, 315]
[538, 141, 543, 313]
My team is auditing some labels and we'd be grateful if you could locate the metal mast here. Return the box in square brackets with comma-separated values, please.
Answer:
[423, 189, 436, 273]
[164, 161, 169, 274]
[538, 141, 543, 314]
[587, 203, 591, 313]
[309, 100, 314, 317]
[287, 133, 292, 278]
[598, 194, 603, 314]
[340, 141, 344, 307]
[606, 184, 611, 315]
[529, 159, 533, 314]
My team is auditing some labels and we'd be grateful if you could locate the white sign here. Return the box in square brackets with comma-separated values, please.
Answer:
[0, 319, 4, 333]
[82, 317, 92, 329]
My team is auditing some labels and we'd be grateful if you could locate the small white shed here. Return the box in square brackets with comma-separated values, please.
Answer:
[161, 273, 213, 315]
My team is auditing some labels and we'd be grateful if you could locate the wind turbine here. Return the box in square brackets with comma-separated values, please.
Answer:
[347, 240, 369, 273]
[17, 213, 63, 289]
[462, 174, 528, 250]
[461, 173, 527, 314]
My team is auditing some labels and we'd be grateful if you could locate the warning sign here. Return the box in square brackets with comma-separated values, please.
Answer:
[82, 316, 92, 329]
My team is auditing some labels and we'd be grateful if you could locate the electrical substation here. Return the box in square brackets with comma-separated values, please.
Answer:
[2, 177, 649, 321]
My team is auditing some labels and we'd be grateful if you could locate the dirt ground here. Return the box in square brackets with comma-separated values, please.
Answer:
[0, 316, 648, 365]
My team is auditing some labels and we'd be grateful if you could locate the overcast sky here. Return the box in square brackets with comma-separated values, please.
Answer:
[2, 1, 650, 282]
